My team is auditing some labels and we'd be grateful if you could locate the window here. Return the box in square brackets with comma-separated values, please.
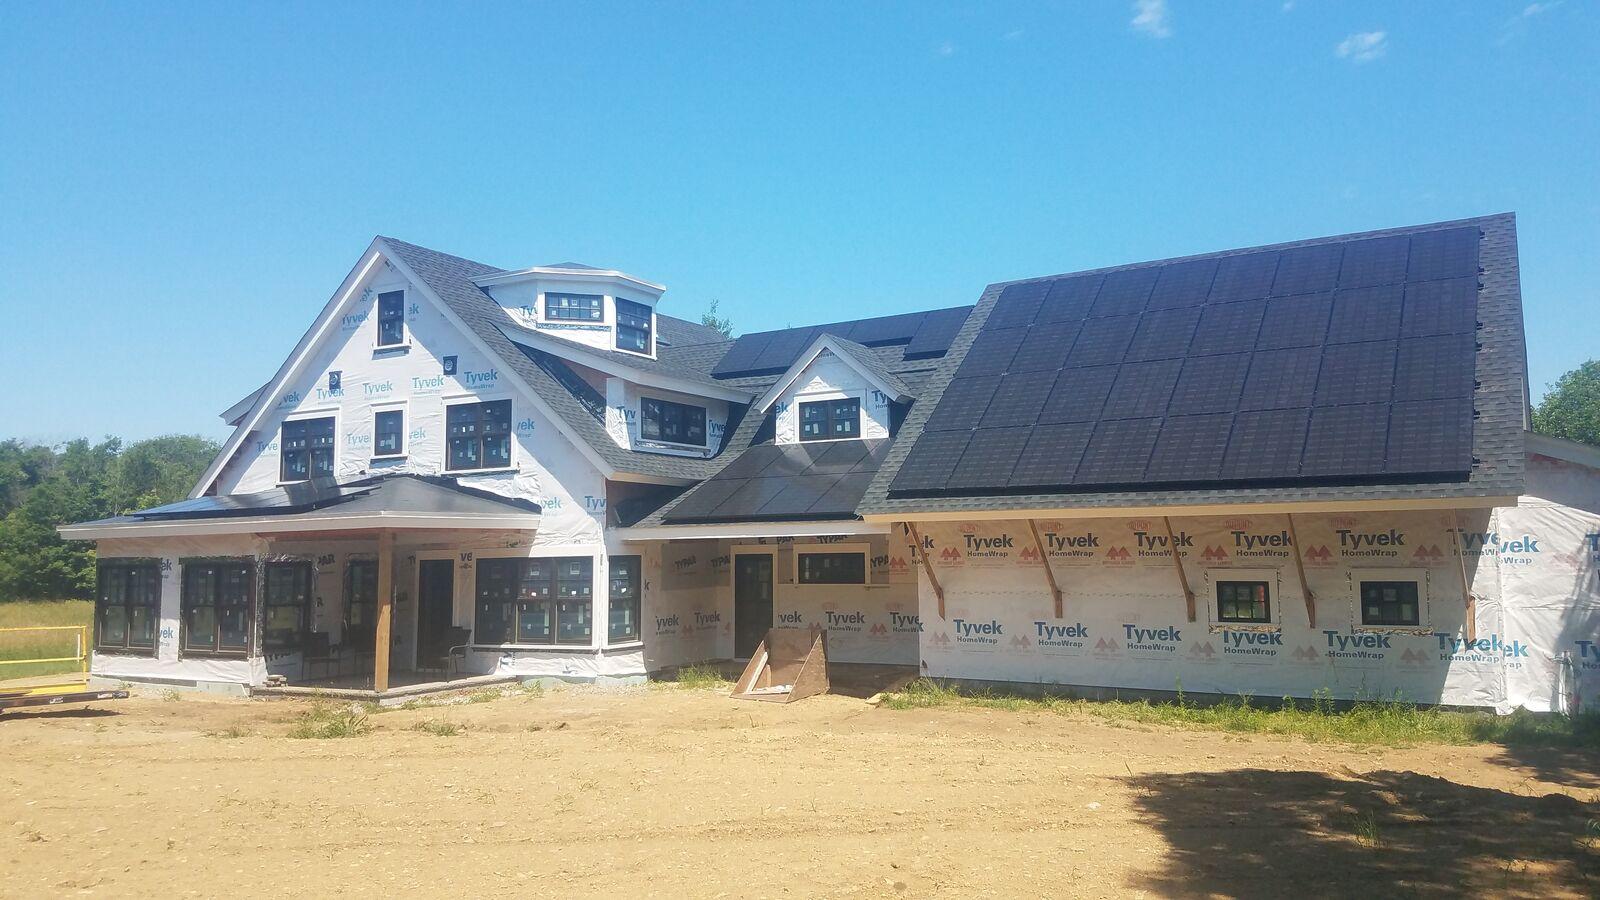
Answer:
[377, 291, 406, 347]
[1216, 581, 1271, 624]
[545, 292, 603, 322]
[1360, 580, 1421, 627]
[799, 398, 861, 441]
[474, 556, 593, 646]
[280, 416, 335, 482]
[96, 561, 160, 653]
[797, 551, 866, 585]
[181, 561, 252, 655]
[608, 556, 641, 643]
[446, 400, 512, 471]
[640, 398, 707, 446]
[263, 561, 313, 654]
[374, 409, 404, 457]
[615, 298, 653, 353]
[344, 560, 378, 650]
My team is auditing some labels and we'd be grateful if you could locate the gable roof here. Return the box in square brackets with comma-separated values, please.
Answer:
[752, 334, 915, 414]
[859, 213, 1528, 519]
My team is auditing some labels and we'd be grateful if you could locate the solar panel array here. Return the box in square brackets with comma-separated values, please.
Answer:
[890, 226, 1482, 497]
[664, 439, 890, 523]
[711, 307, 972, 377]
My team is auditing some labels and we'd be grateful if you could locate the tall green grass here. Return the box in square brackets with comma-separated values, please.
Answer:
[0, 600, 94, 681]
[881, 678, 1600, 749]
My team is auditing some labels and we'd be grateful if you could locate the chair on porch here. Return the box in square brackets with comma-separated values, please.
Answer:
[301, 632, 340, 683]
[445, 627, 474, 679]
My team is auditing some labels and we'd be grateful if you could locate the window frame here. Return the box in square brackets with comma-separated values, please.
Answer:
[544, 292, 604, 323]
[798, 396, 862, 442]
[262, 560, 314, 655]
[279, 413, 337, 484]
[444, 398, 514, 473]
[608, 555, 642, 644]
[95, 560, 161, 655]
[373, 404, 406, 458]
[376, 290, 407, 348]
[639, 397, 708, 448]
[1215, 580, 1272, 624]
[796, 550, 868, 586]
[614, 297, 654, 355]
[343, 559, 379, 651]
[473, 554, 596, 648]
[1358, 579, 1423, 628]
[179, 559, 254, 658]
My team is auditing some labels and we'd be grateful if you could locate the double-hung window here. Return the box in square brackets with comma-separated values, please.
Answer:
[263, 561, 314, 654]
[1216, 581, 1271, 624]
[799, 398, 861, 441]
[374, 408, 405, 457]
[181, 561, 252, 655]
[545, 292, 603, 322]
[1359, 580, 1420, 627]
[615, 298, 653, 353]
[344, 560, 378, 650]
[640, 398, 707, 446]
[377, 291, 406, 347]
[280, 416, 335, 482]
[96, 561, 160, 654]
[474, 556, 594, 646]
[446, 400, 512, 471]
[608, 556, 641, 643]
[797, 551, 866, 585]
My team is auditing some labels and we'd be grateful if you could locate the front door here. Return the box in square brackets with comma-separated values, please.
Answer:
[733, 553, 774, 659]
[417, 559, 454, 664]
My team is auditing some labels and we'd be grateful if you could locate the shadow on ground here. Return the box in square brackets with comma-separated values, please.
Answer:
[1489, 743, 1600, 790]
[1122, 768, 1599, 899]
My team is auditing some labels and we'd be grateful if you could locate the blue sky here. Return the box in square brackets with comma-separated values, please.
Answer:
[1, 1, 1595, 444]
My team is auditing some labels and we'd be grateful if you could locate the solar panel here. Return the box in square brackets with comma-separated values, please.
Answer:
[1103, 359, 1182, 419]
[665, 439, 893, 523]
[1169, 353, 1250, 415]
[1313, 340, 1396, 407]
[1338, 236, 1410, 288]
[1386, 398, 1473, 474]
[1008, 422, 1095, 487]
[1075, 418, 1163, 484]
[709, 332, 774, 375]
[1239, 348, 1320, 410]
[1300, 404, 1389, 477]
[1219, 408, 1309, 480]
[1038, 274, 1103, 323]
[714, 472, 807, 518]
[904, 307, 973, 358]
[922, 376, 1002, 432]
[956, 327, 1027, 377]
[1190, 300, 1266, 356]
[1401, 277, 1478, 337]
[759, 474, 842, 516]
[1256, 293, 1333, 350]
[1210, 251, 1280, 300]
[812, 472, 878, 515]
[661, 477, 746, 520]
[1063, 316, 1139, 367]
[1147, 258, 1218, 310]
[1126, 306, 1201, 361]
[845, 311, 926, 346]
[1272, 243, 1343, 296]
[945, 427, 1031, 489]
[1393, 334, 1476, 401]
[1326, 284, 1404, 344]
[1146, 414, 1233, 482]
[1008, 320, 1082, 373]
[979, 370, 1059, 428]
[809, 439, 871, 473]
[1037, 365, 1118, 423]
[1407, 227, 1479, 282]
[713, 443, 784, 479]
[751, 326, 820, 372]
[1091, 267, 1161, 317]
[889, 430, 974, 492]
[986, 281, 1051, 329]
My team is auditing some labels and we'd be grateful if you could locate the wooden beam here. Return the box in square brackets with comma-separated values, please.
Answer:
[1284, 514, 1317, 629]
[1448, 523, 1477, 643]
[1026, 520, 1064, 618]
[1162, 516, 1196, 623]
[906, 522, 945, 620]
[373, 530, 394, 693]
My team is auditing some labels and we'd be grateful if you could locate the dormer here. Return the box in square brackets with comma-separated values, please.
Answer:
[473, 263, 665, 360]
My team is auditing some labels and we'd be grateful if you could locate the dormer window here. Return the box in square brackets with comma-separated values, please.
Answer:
[616, 298, 653, 354]
[799, 398, 860, 441]
[641, 398, 707, 447]
[546, 292, 603, 322]
[377, 291, 406, 347]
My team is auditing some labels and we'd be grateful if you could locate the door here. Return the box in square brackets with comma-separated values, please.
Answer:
[734, 553, 773, 659]
[417, 559, 455, 665]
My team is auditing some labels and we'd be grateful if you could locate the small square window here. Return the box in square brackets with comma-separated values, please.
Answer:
[1216, 581, 1271, 624]
[377, 291, 406, 347]
[1360, 580, 1421, 627]
[545, 293, 603, 322]
[799, 398, 861, 441]
[374, 409, 404, 457]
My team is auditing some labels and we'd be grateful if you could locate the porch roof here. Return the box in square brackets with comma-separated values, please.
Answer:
[59, 475, 541, 540]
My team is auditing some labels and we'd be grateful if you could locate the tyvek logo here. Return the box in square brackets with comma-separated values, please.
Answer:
[693, 611, 721, 628]
[1123, 624, 1181, 652]
[654, 615, 680, 635]
[825, 610, 866, 632]
[412, 375, 446, 393]
[952, 618, 1003, 646]
[1105, 546, 1133, 563]
[1033, 621, 1088, 650]
[777, 611, 802, 626]
[1337, 528, 1404, 559]
[890, 612, 922, 633]
[1324, 630, 1390, 661]
[1412, 544, 1445, 563]
[1573, 637, 1600, 670]
[1133, 530, 1195, 559]
[1231, 530, 1292, 558]
[1201, 545, 1229, 562]
[1221, 631, 1283, 656]
[461, 368, 499, 388]
[963, 532, 1014, 560]
[1042, 530, 1099, 563]
[1437, 633, 1528, 661]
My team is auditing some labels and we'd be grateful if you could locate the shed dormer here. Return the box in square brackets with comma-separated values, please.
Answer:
[473, 263, 665, 359]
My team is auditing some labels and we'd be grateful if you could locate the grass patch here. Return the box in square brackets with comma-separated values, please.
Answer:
[0, 599, 94, 681]
[668, 664, 731, 690]
[409, 719, 465, 737]
[880, 679, 1600, 749]
[207, 725, 253, 739]
[286, 703, 371, 739]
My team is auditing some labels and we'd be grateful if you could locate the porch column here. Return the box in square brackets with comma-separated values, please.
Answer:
[373, 530, 394, 693]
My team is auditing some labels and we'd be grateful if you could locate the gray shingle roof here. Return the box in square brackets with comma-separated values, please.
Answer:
[825, 336, 916, 399]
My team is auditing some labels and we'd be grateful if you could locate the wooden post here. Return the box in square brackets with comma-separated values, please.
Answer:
[1162, 516, 1196, 623]
[1284, 514, 1318, 629]
[1448, 523, 1478, 643]
[906, 522, 946, 620]
[373, 530, 394, 693]
[1026, 519, 1064, 618]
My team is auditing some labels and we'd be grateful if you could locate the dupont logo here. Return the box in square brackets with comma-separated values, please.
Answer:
[1032, 621, 1088, 650]
[1337, 528, 1404, 559]
[1412, 544, 1446, 563]
[1105, 546, 1133, 564]
[1201, 545, 1229, 562]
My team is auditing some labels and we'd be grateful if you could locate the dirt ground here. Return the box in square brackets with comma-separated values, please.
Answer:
[3, 684, 1598, 899]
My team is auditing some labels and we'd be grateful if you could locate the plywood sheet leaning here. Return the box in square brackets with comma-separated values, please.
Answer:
[731, 627, 829, 703]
